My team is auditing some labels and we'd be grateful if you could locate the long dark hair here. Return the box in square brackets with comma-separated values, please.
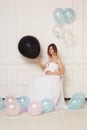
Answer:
[47, 43, 57, 57]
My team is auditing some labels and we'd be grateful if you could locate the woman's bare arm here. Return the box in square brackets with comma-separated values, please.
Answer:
[34, 58, 46, 70]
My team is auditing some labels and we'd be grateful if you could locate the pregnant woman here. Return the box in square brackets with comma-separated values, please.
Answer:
[29, 43, 67, 109]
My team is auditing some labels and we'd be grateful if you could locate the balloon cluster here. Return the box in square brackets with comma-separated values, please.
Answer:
[53, 8, 76, 46]
[53, 8, 76, 25]
[0, 95, 54, 116]
[53, 25, 73, 46]
[0, 92, 85, 116]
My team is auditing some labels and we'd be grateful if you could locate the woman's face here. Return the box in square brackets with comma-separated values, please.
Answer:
[48, 46, 55, 56]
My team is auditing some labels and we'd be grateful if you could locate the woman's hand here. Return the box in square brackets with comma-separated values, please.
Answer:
[34, 58, 46, 70]
[45, 71, 59, 75]
[33, 58, 39, 64]
[45, 71, 52, 75]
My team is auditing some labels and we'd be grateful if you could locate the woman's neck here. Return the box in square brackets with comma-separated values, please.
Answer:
[50, 55, 58, 62]
[51, 54, 57, 59]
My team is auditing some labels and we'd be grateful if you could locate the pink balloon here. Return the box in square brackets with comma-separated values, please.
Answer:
[6, 102, 21, 116]
[4, 95, 17, 106]
[28, 101, 42, 116]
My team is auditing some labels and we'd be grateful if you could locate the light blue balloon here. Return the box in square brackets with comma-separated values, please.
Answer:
[41, 98, 54, 113]
[64, 8, 76, 24]
[0, 98, 5, 110]
[68, 92, 85, 110]
[53, 8, 64, 25]
[18, 96, 31, 111]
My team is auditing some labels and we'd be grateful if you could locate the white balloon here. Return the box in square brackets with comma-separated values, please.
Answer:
[52, 25, 63, 39]
[62, 29, 73, 46]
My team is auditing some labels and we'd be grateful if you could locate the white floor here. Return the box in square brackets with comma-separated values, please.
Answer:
[0, 100, 87, 130]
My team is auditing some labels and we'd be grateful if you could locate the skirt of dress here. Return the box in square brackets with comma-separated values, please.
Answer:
[29, 74, 67, 109]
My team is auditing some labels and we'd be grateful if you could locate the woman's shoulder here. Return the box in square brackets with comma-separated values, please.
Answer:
[56, 57, 62, 64]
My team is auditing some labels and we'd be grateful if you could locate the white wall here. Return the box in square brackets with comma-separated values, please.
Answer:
[0, 0, 87, 98]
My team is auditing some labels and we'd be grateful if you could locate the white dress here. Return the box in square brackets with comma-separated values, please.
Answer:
[29, 61, 67, 109]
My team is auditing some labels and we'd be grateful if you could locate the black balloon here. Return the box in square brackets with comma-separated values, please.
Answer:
[18, 35, 40, 59]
